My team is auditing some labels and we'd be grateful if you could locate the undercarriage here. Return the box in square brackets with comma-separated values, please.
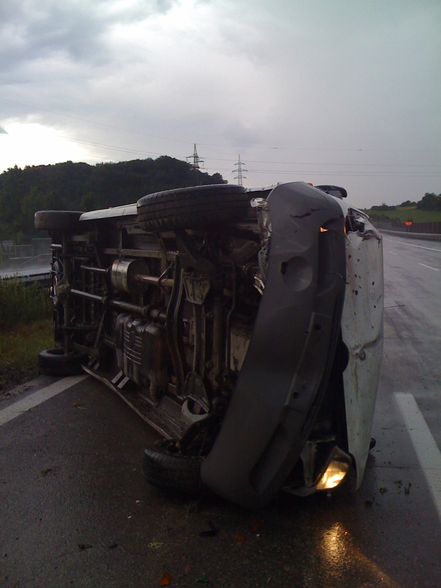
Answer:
[48, 191, 270, 448]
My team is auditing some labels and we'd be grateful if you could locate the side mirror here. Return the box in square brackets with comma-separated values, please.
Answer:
[316, 185, 348, 199]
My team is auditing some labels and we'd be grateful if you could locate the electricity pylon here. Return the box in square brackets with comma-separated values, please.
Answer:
[233, 154, 247, 186]
[187, 143, 204, 170]
[187, 143, 204, 185]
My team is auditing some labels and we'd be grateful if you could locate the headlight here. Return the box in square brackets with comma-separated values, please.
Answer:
[316, 447, 352, 491]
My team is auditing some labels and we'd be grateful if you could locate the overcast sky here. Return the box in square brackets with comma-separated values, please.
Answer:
[1, 0, 440, 207]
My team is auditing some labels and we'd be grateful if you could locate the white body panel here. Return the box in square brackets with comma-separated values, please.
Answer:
[341, 220, 384, 487]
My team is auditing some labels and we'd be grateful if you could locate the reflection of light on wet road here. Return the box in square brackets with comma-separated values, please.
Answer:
[320, 522, 399, 587]
[321, 523, 350, 568]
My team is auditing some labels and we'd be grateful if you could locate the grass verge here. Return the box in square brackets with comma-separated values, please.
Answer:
[0, 279, 52, 329]
[366, 206, 441, 224]
[0, 319, 53, 394]
[0, 280, 53, 395]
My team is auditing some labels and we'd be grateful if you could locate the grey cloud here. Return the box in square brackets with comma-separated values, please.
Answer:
[1, 0, 440, 207]
[0, 0, 177, 73]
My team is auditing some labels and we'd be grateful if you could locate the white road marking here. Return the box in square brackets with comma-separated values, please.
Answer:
[395, 393, 441, 520]
[410, 244, 441, 253]
[384, 237, 441, 253]
[389, 251, 398, 255]
[418, 262, 440, 272]
[0, 375, 88, 427]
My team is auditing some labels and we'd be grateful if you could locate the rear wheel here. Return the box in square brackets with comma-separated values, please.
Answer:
[34, 210, 84, 232]
[38, 348, 86, 377]
[137, 184, 250, 231]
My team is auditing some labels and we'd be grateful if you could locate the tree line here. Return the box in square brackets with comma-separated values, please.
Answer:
[369, 192, 441, 212]
[0, 156, 225, 241]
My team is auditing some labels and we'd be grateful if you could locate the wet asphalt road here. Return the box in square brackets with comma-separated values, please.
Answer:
[1, 234, 441, 587]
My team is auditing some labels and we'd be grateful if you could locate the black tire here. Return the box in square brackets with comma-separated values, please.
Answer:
[38, 348, 86, 377]
[137, 184, 250, 231]
[35, 210, 84, 232]
[143, 446, 203, 496]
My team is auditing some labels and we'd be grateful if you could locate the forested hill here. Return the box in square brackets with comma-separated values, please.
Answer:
[0, 156, 225, 240]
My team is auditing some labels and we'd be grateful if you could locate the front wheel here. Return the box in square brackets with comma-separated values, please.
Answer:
[143, 445, 203, 496]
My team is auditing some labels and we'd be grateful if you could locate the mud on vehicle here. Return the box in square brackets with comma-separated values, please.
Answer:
[35, 182, 383, 508]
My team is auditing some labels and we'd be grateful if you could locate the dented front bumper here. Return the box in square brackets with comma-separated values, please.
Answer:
[201, 182, 347, 507]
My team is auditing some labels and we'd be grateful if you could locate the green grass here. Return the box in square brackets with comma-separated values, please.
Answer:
[0, 318, 53, 393]
[0, 279, 52, 329]
[0, 280, 53, 393]
[365, 206, 441, 223]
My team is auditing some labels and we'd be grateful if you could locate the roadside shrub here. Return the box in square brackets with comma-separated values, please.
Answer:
[371, 204, 396, 211]
[417, 193, 441, 211]
[0, 279, 51, 329]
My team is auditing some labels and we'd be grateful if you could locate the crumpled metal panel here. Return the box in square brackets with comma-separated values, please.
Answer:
[201, 182, 346, 507]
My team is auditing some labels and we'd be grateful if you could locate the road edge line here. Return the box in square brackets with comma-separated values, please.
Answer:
[0, 374, 88, 427]
[395, 392, 441, 520]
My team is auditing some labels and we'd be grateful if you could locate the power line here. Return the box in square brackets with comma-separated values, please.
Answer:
[3, 98, 441, 159]
[3, 114, 439, 179]
[51, 134, 441, 172]
[212, 157, 441, 168]
[57, 134, 163, 157]
[54, 134, 441, 170]
[204, 166, 441, 178]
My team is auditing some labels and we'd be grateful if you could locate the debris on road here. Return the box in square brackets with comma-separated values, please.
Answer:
[40, 468, 53, 477]
[159, 572, 172, 586]
[234, 532, 246, 545]
[199, 521, 218, 538]
[250, 519, 262, 534]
